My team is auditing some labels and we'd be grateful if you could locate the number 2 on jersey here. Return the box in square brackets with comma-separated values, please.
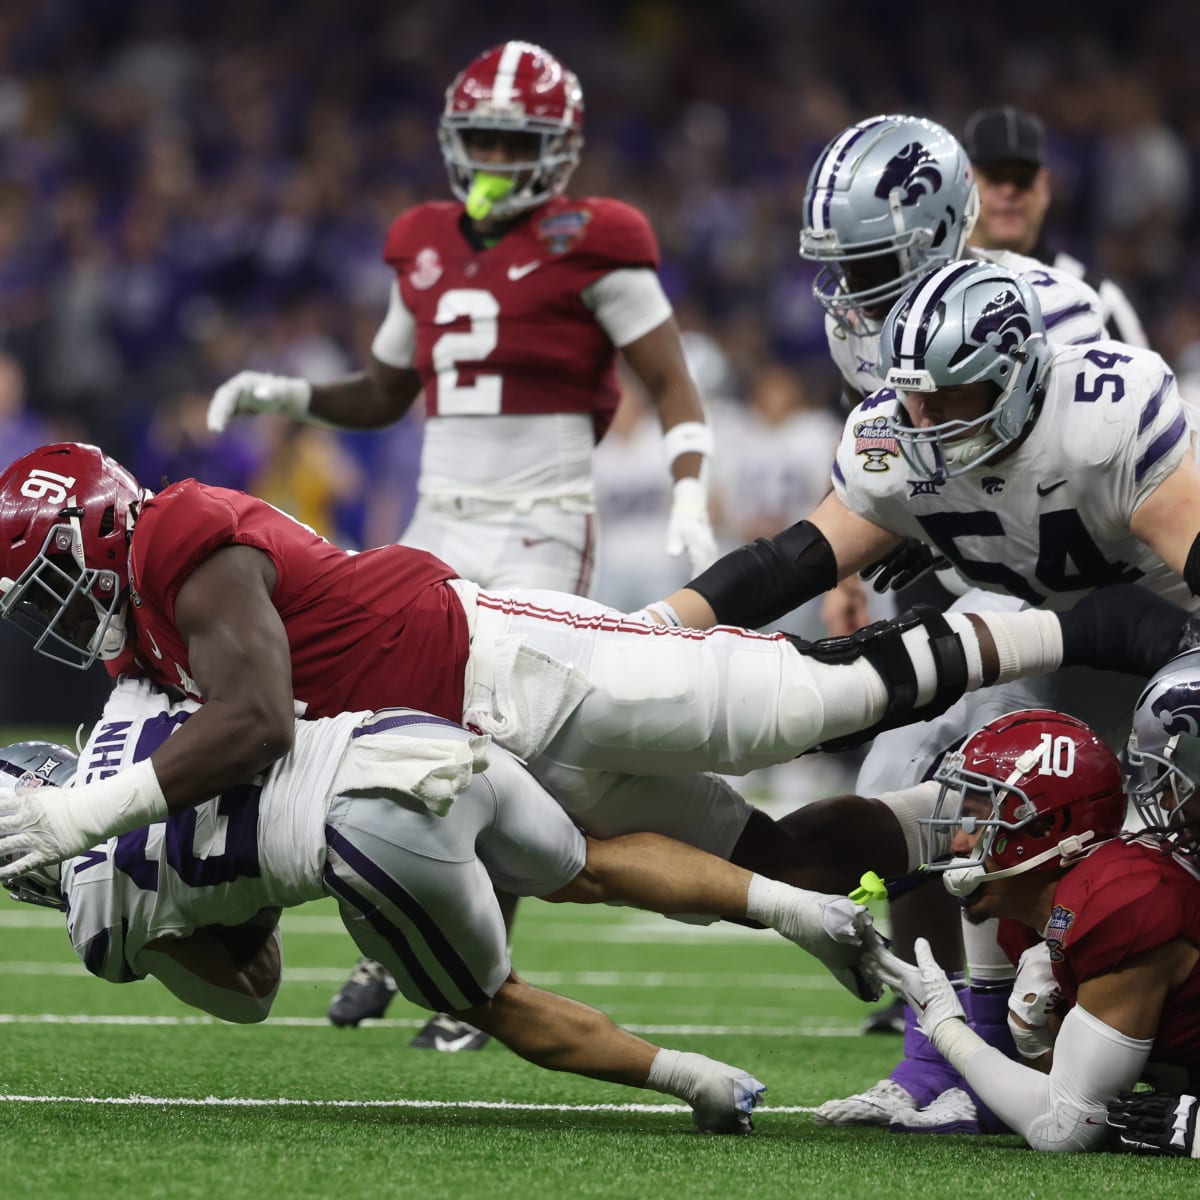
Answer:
[433, 289, 502, 414]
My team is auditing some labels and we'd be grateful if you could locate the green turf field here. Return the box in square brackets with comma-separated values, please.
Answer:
[0, 895, 1191, 1199]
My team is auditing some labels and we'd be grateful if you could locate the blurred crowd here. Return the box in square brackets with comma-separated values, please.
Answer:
[1, 0, 1199, 727]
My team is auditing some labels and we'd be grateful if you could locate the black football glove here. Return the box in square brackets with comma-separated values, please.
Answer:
[859, 539, 948, 594]
[1107, 1090, 1200, 1157]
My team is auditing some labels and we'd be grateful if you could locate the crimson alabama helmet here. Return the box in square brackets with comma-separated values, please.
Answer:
[439, 41, 584, 218]
[0, 442, 142, 669]
[919, 709, 1126, 897]
[0, 739, 78, 910]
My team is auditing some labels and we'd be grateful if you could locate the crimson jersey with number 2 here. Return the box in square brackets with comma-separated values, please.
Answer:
[384, 195, 659, 437]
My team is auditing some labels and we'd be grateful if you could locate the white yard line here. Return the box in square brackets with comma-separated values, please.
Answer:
[0, 1091, 825, 1115]
[0, 1012, 861, 1036]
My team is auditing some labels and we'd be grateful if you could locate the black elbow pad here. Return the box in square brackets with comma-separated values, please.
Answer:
[687, 520, 838, 630]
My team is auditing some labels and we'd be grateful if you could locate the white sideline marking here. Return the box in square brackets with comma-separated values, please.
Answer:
[0, 910, 790, 942]
[0, 1013, 861, 1037]
[0, 961, 840, 990]
[0, 1092, 820, 1115]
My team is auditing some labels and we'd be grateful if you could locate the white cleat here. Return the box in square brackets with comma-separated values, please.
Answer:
[811, 1079, 917, 1127]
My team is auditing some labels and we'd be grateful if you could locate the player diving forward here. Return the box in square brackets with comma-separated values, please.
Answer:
[0, 677, 898, 1134]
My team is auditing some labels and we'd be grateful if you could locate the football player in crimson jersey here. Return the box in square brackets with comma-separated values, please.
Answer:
[2, 444, 1190, 914]
[206, 40, 721, 1038]
[870, 705, 1200, 1154]
[207, 40, 718, 596]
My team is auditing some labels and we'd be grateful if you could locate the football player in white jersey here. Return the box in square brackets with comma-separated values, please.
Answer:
[0, 677, 901, 1134]
[649, 258, 1200, 1126]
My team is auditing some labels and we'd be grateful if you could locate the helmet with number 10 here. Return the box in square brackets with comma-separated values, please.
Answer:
[0, 442, 142, 669]
[919, 709, 1126, 897]
[439, 41, 584, 220]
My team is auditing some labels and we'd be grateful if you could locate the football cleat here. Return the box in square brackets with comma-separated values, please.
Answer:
[409, 1013, 491, 1053]
[328, 957, 398, 1027]
[811, 1078, 917, 1126]
[890, 1087, 981, 1135]
[860, 995, 907, 1035]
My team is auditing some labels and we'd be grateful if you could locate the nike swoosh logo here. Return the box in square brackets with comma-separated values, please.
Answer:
[144, 630, 163, 660]
[433, 1033, 480, 1052]
[520, 536, 552, 548]
[1036, 480, 1068, 497]
[507, 261, 540, 281]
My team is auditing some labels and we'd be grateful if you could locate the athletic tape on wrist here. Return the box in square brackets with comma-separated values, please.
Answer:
[662, 421, 713, 468]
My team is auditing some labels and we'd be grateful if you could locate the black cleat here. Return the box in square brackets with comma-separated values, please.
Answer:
[409, 1013, 491, 1052]
[1059, 584, 1192, 677]
[860, 995, 907, 1035]
[328, 957, 398, 1027]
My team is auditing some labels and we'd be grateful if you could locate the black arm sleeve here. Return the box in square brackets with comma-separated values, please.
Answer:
[685, 520, 838, 630]
[1185, 531, 1200, 598]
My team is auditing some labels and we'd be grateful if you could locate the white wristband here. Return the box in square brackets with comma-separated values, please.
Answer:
[929, 1015, 986, 1073]
[662, 421, 713, 468]
[62, 759, 168, 850]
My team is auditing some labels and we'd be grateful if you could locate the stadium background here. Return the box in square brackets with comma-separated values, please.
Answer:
[1, 0, 1198, 726]
[1, 3, 1199, 1191]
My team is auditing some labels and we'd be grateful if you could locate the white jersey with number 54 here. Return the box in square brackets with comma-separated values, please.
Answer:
[832, 341, 1194, 612]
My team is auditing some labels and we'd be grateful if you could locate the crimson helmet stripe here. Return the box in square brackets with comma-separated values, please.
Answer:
[892, 260, 979, 366]
[806, 116, 892, 234]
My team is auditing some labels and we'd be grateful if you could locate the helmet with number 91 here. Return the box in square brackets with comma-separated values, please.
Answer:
[0, 442, 143, 670]
[919, 709, 1126, 898]
[439, 41, 584, 220]
[0, 739, 77, 910]
[801, 114, 979, 334]
[1127, 649, 1200, 850]
[879, 259, 1054, 482]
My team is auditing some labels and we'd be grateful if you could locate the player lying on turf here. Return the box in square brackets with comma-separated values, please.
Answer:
[0, 677, 899, 1135]
[869, 683, 1200, 1153]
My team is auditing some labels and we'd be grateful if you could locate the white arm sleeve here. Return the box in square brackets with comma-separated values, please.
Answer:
[946, 1005, 1151, 1152]
[370, 281, 417, 368]
[137, 928, 282, 1025]
[581, 268, 673, 348]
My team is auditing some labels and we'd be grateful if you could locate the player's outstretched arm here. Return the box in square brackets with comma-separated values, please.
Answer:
[657, 491, 899, 631]
[207, 355, 421, 434]
[458, 973, 766, 1134]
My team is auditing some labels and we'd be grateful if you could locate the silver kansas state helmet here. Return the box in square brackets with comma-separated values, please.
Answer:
[0, 740, 77, 910]
[1127, 649, 1200, 845]
[878, 259, 1053, 481]
[801, 114, 980, 333]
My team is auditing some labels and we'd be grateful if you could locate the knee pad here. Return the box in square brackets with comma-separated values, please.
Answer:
[792, 606, 968, 754]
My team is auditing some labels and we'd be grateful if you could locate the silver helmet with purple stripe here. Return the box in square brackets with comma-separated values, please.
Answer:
[801, 114, 979, 334]
[1127, 649, 1200, 852]
[0, 740, 77, 910]
[878, 259, 1053, 481]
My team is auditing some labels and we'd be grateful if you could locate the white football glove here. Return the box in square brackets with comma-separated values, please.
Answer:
[749, 878, 886, 1002]
[665, 477, 717, 575]
[646, 1048, 766, 1135]
[0, 779, 83, 880]
[881, 936, 967, 1042]
[0, 759, 166, 880]
[207, 370, 313, 434]
[1008, 941, 1063, 1060]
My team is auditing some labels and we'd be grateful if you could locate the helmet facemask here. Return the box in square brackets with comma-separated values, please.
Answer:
[1126, 730, 1200, 854]
[802, 115, 980, 335]
[881, 261, 1052, 482]
[0, 512, 127, 670]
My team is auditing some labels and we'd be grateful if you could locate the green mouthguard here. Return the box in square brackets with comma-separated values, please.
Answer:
[465, 172, 515, 219]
